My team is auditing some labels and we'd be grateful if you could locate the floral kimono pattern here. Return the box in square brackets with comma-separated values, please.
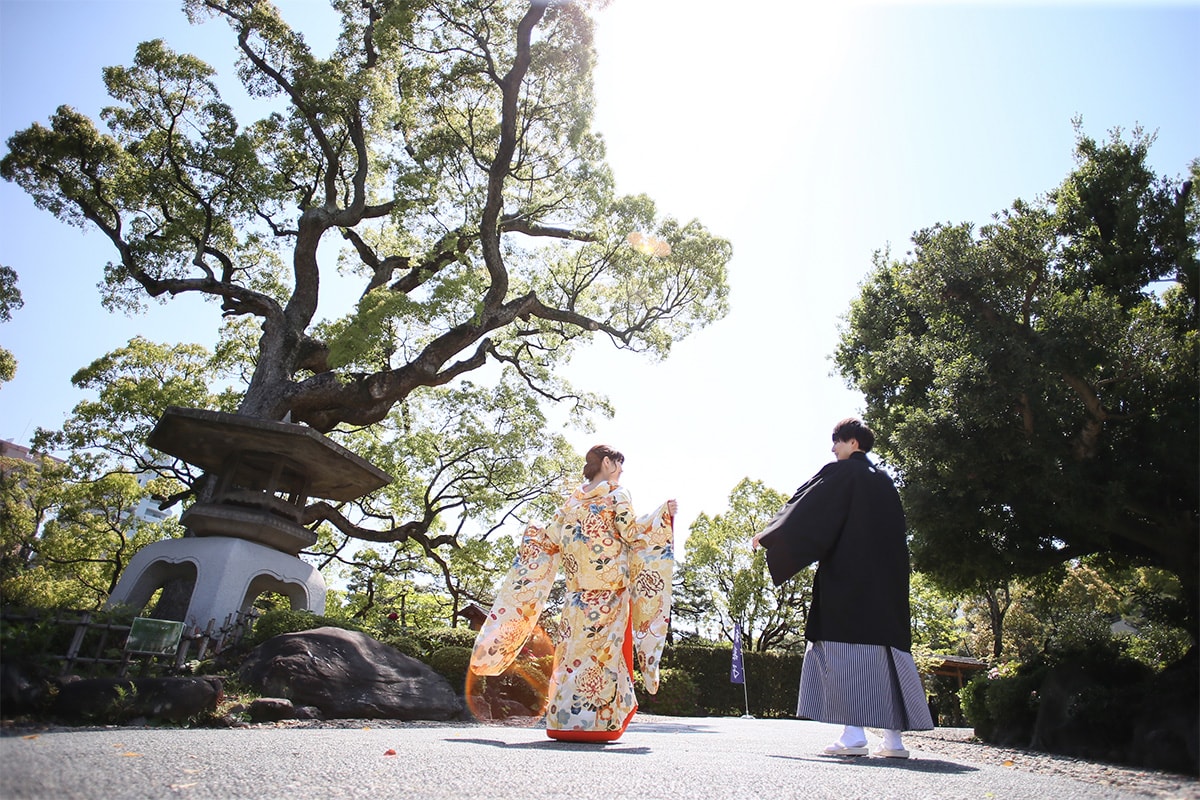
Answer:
[470, 481, 674, 740]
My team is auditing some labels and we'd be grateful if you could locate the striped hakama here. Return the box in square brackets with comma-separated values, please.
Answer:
[797, 640, 934, 731]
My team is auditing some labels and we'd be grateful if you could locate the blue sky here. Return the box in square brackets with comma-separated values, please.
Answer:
[1, 1, 1197, 543]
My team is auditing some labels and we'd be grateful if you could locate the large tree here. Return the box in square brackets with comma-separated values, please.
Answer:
[835, 124, 1198, 643]
[2, 1, 730, 561]
[0, 264, 21, 386]
[1, 453, 180, 610]
[676, 478, 810, 652]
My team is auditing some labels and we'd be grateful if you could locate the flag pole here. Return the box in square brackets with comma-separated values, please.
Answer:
[730, 621, 755, 719]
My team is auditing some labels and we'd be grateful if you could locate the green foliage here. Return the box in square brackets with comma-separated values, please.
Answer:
[910, 571, 969, 658]
[675, 478, 809, 653]
[245, 609, 362, 647]
[961, 639, 1161, 754]
[31, 336, 224, 482]
[959, 660, 1045, 743]
[982, 670, 1043, 740]
[636, 668, 699, 717]
[1, 456, 180, 611]
[0, 1, 730, 432]
[0, 264, 21, 321]
[0, 265, 17, 386]
[663, 644, 803, 718]
[379, 634, 424, 660]
[0, 348, 15, 386]
[409, 626, 478, 656]
[957, 560, 1194, 670]
[0, 606, 139, 681]
[427, 646, 473, 692]
[959, 673, 993, 737]
[836, 125, 1198, 642]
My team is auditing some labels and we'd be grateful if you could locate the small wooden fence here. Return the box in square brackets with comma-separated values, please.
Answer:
[0, 608, 259, 678]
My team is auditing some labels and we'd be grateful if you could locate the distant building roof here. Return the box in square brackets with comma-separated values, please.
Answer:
[929, 654, 988, 684]
[0, 440, 65, 466]
[456, 603, 489, 631]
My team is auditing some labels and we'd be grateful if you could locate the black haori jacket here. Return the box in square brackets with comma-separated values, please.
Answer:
[758, 451, 913, 652]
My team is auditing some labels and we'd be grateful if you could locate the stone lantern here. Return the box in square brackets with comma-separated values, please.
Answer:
[107, 407, 392, 628]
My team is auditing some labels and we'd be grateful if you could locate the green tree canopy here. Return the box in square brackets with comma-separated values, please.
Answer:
[835, 124, 1198, 642]
[676, 478, 810, 652]
[0, 264, 21, 385]
[1, 454, 180, 610]
[1, 1, 730, 563]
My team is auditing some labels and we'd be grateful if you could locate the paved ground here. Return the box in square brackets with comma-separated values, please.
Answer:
[2, 716, 1197, 800]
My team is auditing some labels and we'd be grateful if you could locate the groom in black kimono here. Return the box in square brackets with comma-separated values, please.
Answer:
[752, 417, 932, 757]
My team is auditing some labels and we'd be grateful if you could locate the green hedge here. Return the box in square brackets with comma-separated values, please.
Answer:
[658, 645, 803, 718]
[636, 667, 700, 716]
[240, 616, 803, 717]
[960, 642, 1162, 752]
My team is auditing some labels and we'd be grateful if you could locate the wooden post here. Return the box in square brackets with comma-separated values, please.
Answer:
[62, 611, 91, 675]
[195, 619, 217, 661]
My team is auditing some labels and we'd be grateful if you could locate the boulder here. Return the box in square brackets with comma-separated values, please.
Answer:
[0, 662, 46, 715]
[238, 627, 463, 720]
[247, 697, 299, 722]
[50, 676, 224, 723]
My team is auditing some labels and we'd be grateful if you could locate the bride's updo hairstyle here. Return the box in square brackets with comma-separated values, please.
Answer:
[582, 445, 624, 481]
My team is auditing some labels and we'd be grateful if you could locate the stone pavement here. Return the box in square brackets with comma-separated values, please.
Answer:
[2, 715, 1197, 800]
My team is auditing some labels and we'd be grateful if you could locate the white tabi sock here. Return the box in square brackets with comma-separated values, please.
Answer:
[839, 725, 867, 748]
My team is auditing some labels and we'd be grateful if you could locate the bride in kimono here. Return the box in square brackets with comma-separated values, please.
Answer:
[470, 445, 676, 742]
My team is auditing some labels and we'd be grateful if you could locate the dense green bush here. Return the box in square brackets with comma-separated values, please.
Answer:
[636, 668, 700, 716]
[409, 626, 478, 656]
[379, 633, 424, 660]
[983, 670, 1043, 744]
[960, 662, 1045, 745]
[959, 674, 993, 737]
[428, 646, 473, 692]
[245, 609, 361, 647]
[960, 641, 1173, 759]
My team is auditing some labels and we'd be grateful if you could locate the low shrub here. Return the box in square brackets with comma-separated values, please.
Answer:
[428, 646, 473, 692]
[379, 634, 424, 660]
[244, 609, 361, 647]
[410, 627, 478, 656]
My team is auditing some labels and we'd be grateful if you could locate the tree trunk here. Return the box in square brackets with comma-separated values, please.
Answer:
[149, 577, 195, 622]
[984, 582, 1012, 661]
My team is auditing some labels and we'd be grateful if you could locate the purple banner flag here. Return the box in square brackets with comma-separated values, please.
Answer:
[730, 622, 745, 684]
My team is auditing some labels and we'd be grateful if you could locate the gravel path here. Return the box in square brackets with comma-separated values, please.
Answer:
[901, 727, 1199, 800]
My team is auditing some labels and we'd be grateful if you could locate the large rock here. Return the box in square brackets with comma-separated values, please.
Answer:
[1, 662, 46, 715]
[51, 676, 224, 723]
[238, 627, 463, 720]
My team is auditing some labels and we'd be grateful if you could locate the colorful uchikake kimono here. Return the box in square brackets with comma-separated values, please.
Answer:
[470, 480, 674, 742]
